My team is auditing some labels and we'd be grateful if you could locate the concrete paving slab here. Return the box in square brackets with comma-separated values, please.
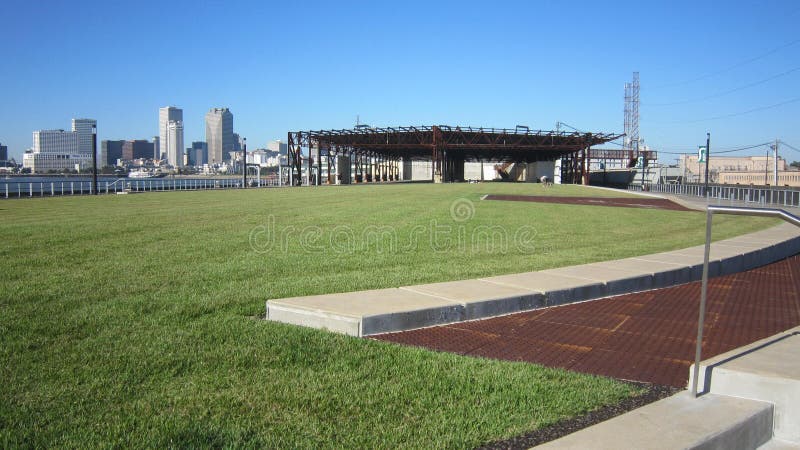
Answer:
[480, 272, 606, 306]
[537, 391, 773, 450]
[401, 280, 545, 320]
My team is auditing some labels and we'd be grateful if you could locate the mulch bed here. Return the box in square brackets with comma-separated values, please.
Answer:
[483, 194, 694, 212]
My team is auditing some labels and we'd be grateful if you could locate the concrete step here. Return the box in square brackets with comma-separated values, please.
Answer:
[759, 439, 800, 449]
[690, 327, 800, 444]
[536, 391, 773, 450]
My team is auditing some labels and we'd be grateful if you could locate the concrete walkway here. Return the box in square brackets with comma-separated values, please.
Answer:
[266, 220, 800, 337]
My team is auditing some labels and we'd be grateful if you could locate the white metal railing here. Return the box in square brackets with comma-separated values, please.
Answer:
[630, 183, 800, 209]
[1, 177, 285, 199]
[691, 205, 800, 397]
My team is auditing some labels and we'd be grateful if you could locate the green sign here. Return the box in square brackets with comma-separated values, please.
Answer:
[698, 146, 707, 163]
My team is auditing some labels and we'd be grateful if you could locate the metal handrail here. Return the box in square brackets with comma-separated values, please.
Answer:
[692, 205, 800, 397]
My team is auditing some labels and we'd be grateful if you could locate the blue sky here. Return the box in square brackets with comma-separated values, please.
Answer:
[1, 0, 799, 163]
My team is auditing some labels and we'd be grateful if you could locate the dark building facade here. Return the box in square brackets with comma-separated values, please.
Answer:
[122, 140, 155, 161]
[0, 143, 8, 161]
[101, 140, 125, 166]
[191, 141, 208, 166]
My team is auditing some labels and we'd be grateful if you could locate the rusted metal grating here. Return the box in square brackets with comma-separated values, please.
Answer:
[373, 254, 800, 387]
[483, 194, 694, 212]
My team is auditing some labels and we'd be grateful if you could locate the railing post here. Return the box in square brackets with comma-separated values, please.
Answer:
[692, 208, 713, 397]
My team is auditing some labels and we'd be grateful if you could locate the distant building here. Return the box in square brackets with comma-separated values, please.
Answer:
[23, 129, 90, 173]
[71, 118, 96, 154]
[167, 120, 184, 167]
[101, 140, 125, 166]
[122, 140, 155, 161]
[267, 140, 288, 155]
[248, 149, 282, 167]
[159, 106, 183, 161]
[205, 108, 233, 164]
[153, 136, 160, 160]
[679, 154, 789, 184]
[0, 143, 7, 161]
[191, 141, 208, 166]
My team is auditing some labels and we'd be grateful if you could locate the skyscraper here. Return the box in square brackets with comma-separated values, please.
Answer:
[153, 136, 160, 160]
[159, 106, 183, 162]
[167, 120, 184, 167]
[71, 118, 96, 154]
[205, 108, 233, 164]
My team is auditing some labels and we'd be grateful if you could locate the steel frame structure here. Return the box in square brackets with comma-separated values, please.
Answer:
[287, 125, 622, 185]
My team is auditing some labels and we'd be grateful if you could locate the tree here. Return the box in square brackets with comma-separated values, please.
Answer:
[791, 161, 800, 169]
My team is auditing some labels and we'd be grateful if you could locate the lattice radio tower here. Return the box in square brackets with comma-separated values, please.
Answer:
[623, 72, 640, 152]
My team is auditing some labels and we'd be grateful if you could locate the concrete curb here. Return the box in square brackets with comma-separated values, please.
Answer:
[266, 220, 800, 337]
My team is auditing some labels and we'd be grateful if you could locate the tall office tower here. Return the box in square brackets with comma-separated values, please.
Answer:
[153, 136, 160, 159]
[166, 120, 184, 167]
[71, 118, 97, 154]
[0, 143, 8, 161]
[159, 106, 183, 161]
[205, 107, 233, 164]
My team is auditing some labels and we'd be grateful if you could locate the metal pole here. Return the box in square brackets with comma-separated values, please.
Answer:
[774, 139, 779, 187]
[692, 208, 713, 397]
[242, 138, 247, 188]
[92, 126, 98, 195]
[704, 133, 710, 197]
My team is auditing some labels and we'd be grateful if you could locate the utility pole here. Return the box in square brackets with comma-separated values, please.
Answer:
[765, 149, 769, 185]
[774, 139, 779, 187]
[703, 133, 710, 197]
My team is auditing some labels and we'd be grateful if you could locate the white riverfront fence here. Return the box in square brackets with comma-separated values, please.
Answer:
[629, 183, 800, 209]
[2, 177, 284, 199]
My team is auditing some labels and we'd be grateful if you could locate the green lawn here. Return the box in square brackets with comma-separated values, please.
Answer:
[0, 183, 776, 448]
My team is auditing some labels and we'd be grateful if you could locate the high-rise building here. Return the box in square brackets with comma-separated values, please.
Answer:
[0, 143, 8, 161]
[101, 140, 125, 166]
[71, 118, 96, 154]
[153, 136, 160, 160]
[167, 120, 184, 167]
[205, 108, 233, 164]
[23, 129, 89, 173]
[159, 106, 183, 161]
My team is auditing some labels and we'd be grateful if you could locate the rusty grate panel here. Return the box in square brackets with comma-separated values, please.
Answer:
[373, 254, 800, 387]
[483, 195, 694, 212]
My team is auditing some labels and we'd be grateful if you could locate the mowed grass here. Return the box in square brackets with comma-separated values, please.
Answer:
[0, 183, 776, 448]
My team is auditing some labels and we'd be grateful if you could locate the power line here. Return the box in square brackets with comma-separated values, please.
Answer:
[655, 97, 800, 124]
[655, 142, 772, 155]
[652, 37, 800, 89]
[780, 141, 800, 154]
[646, 66, 800, 106]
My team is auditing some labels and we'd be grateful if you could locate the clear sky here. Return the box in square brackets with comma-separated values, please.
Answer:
[1, 0, 799, 163]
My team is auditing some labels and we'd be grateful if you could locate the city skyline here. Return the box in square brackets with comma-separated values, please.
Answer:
[1, 1, 799, 163]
